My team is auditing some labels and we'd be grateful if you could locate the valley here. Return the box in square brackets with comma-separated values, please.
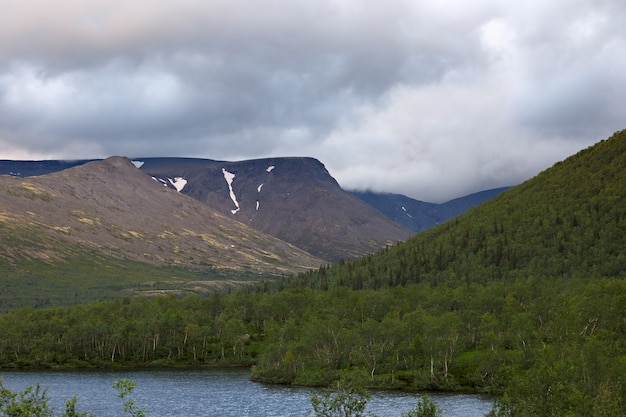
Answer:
[0, 130, 624, 416]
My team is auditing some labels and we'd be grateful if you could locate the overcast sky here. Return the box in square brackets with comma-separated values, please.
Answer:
[1, 0, 625, 202]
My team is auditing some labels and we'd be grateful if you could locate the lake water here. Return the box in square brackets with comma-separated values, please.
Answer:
[0, 368, 493, 416]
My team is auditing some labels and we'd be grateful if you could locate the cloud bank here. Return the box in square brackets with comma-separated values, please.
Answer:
[1, 0, 624, 201]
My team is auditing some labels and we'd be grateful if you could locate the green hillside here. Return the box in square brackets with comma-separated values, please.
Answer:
[293, 129, 626, 290]
[0, 254, 257, 310]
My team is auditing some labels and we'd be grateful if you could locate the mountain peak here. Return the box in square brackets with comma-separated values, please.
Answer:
[142, 156, 412, 261]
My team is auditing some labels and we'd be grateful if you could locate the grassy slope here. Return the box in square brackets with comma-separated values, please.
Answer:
[0, 253, 262, 310]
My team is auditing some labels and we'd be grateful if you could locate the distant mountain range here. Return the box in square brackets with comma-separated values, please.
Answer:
[0, 154, 510, 307]
[0, 156, 508, 259]
[351, 187, 510, 233]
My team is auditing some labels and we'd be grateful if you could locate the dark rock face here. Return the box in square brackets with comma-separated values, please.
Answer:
[140, 157, 413, 262]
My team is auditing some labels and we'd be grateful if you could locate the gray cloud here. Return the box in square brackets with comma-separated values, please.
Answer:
[1, 0, 625, 201]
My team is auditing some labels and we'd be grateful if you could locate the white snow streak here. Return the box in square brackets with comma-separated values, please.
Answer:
[131, 160, 144, 168]
[152, 176, 168, 186]
[222, 168, 240, 214]
[266, 165, 275, 173]
[256, 184, 264, 211]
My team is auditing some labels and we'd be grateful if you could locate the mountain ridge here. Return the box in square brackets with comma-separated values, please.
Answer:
[0, 155, 510, 264]
[138, 156, 413, 262]
[351, 187, 511, 233]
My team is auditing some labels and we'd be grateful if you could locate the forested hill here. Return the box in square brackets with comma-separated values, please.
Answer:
[292, 129, 626, 289]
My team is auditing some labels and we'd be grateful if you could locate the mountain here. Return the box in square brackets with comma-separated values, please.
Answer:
[0, 159, 92, 177]
[294, 129, 626, 288]
[0, 157, 414, 262]
[351, 187, 510, 233]
[138, 157, 413, 262]
[0, 157, 323, 307]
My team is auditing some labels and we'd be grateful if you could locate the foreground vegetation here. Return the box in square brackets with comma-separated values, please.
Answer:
[0, 378, 145, 417]
[310, 383, 442, 417]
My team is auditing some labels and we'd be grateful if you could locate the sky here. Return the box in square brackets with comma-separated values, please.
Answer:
[1, 0, 625, 202]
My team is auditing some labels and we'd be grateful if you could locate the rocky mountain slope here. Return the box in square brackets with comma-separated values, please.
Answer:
[139, 157, 413, 262]
[0, 157, 323, 276]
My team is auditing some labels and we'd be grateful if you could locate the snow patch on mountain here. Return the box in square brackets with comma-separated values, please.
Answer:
[255, 183, 264, 211]
[266, 165, 275, 173]
[168, 177, 187, 192]
[131, 160, 144, 168]
[222, 168, 240, 214]
[150, 176, 186, 192]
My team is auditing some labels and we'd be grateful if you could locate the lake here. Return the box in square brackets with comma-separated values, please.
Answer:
[0, 368, 494, 416]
